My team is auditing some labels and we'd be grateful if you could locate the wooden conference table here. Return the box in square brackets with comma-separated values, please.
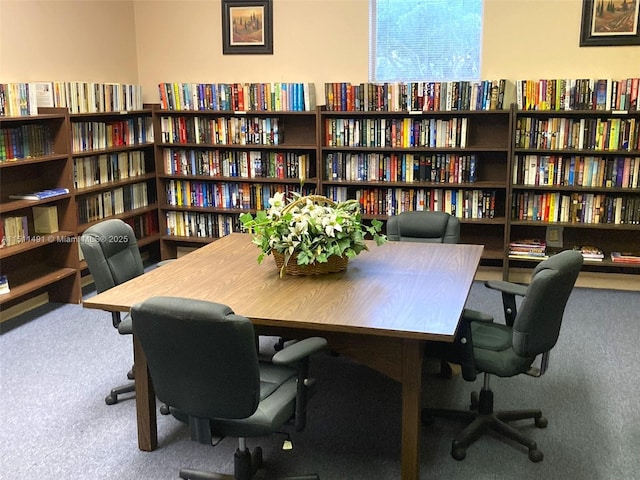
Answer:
[83, 233, 483, 480]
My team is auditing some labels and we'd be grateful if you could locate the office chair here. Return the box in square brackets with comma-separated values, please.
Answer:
[422, 250, 583, 462]
[386, 210, 460, 243]
[131, 296, 326, 480]
[80, 218, 144, 405]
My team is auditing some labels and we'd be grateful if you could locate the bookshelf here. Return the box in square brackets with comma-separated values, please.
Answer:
[153, 106, 319, 259]
[508, 107, 640, 282]
[70, 108, 161, 267]
[319, 83, 513, 270]
[0, 108, 80, 314]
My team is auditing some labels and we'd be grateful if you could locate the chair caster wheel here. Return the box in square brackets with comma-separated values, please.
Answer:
[105, 394, 118, 405]
[535, 416, 548, 428]
[160, 404, 170, 415]
[451, 443, 466, 461]
[528, 449, 544, 462]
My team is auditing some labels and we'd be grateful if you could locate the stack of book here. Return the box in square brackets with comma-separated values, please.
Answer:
[508, 239, 547, 259]
[610, 252, 640, 264]
[573, 245, 604, 262]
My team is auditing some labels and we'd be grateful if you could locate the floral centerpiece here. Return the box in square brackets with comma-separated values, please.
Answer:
[239, 192, 386, 277]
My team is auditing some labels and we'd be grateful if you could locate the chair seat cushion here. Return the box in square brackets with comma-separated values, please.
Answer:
[166, 362, 298, 438]
[471, 322, 535, 377]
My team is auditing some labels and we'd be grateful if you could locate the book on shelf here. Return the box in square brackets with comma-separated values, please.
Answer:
[573, 245, 604, 262]
[32, 205, 59, 234]
[509, 239, 547, 259]
[8, 187, 69, 201]
[0, 275, 9, 295]
[610, 251, 640, 264]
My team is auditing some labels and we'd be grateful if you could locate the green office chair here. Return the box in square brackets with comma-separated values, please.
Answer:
[131, 296, 326, 480]
[422, 250, 583, 462]
[80, 219, 145, 405]
[386, 210, 460, 243]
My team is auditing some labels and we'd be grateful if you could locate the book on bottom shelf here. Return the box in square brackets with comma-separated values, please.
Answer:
[573, 245, 604, 262]
[0, 274, 9, 295]
[509, 239, 547, 259]
[610, 251, 640, 264]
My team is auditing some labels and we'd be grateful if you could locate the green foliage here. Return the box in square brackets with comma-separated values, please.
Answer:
[240, 193, 386, 269]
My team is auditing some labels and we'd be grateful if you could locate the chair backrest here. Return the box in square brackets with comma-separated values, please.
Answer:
[512, 250, 583, 358]
[386, 211, 460, 243]
[131, 296, 261, 421]
[80, 219, 144, 293]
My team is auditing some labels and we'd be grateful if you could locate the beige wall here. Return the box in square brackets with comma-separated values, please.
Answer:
[2, 0, 639, 105]
[0, 0, 138, 84]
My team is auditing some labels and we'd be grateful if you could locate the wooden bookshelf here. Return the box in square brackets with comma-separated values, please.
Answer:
[318, 105, 512, 270]
[0, 108, 81, 314]
[153, 106, 319, 259]
[69, 108, 161, 264]
[508, 107, 640, 286]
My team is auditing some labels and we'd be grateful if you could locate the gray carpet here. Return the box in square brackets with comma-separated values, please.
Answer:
[1, 280, 639, 479]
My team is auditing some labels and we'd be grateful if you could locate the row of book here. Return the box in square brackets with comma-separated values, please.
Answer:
[165, 211, 241, 238]
[0, 215, 29, 247]
[71, 117, 154, 153]
[158, 82, 316, 112]
[514, 116, 639, 151]
[162, 148, 313, 180]
[0, 81, 144, 117]
[516, 78, 639, 112]
[508, 239, 547, 259]
[1, 124, 54, 161]
[123, 211, 159, 240]
[324, 152, 477, 184]
[511, 191, 640, 225]
[510, 241, 640, 264]
[73, 151, 148, 189]
[514, 155, 640, 189]
[77, 182, 151, 224]
[165, 180, 314, 210]
[324, 187, 497, 219]
[324, 117, 469, 149]
[159, 115, 283, 146]
[323, 80, 511, 112]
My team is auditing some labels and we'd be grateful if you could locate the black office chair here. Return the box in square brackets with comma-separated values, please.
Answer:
[131, 296, 326, 480]
[422, 250, 583, 462]
[386, 210, 460, 243]
[80, 219, 144, 405]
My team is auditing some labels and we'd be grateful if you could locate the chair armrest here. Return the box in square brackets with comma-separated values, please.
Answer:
[461, 308, 493, 323]
[272, 337, 327, 365]
[117, 315, 132, 335]
[484, 280, 527, 297]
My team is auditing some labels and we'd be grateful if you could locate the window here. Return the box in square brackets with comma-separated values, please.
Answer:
[370, 0, 483, 82]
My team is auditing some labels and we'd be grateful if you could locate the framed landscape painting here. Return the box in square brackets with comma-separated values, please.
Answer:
[580, 0, 640, 46]
[222, 0, 273, 54]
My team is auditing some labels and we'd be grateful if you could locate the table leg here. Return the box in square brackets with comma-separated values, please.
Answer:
[401, 339, 424, 480]
[133, 335, 157, 451]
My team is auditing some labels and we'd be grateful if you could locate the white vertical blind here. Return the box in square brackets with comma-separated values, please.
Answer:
[370, 0, 483, 82]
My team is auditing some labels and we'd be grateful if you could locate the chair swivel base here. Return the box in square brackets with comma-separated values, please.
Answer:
[179, 447, 319, 480]
[104, 381, 135, 405]
[422, 388, 547, 463]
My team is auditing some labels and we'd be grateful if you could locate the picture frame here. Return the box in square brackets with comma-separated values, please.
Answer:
[580, 0, 640, 46]
[222, 0, 273, 55]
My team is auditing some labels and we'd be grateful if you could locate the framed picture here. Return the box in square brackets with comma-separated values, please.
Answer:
[222, 0, 273, 54]
[580, 0, 640, 46]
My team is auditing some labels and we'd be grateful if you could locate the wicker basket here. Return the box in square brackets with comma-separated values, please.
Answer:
[270, 194, 352, 276]
[273, 251, 348, 276]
